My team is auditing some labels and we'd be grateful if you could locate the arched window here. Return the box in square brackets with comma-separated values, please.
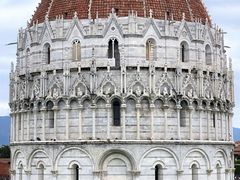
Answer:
[108, 38, 120, 68]
[112, 99, 121, 126]
[38, 164, 44, 180]
[216, 164, 221, 180]
[43, 43, 51, 64]
[205, 45, 212, 65]
[155, 164, 163, 180]
[180, 41, 189, 62]
[46, 101, 54, 128]
[72, 164, 79, 180]
[72, 40, 81, 61]
[146, 39, 156, 61]
[19, 164, 23, 180]
[180, 101, 188, 127]
[191, 164, 198, 180]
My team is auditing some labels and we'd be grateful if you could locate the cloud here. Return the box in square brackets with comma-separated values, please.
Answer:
[0, 102, 10, 116]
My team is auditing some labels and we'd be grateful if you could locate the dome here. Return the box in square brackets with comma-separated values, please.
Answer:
[31, 0, 211, 24]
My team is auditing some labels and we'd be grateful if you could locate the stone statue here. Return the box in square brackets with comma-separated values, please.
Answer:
[187, 88, 193, 98]
[163, 86, 169, 96]
[76, 86, 83, 97]
[135, 86, 142, 96]
[52, 88, 59, 98]
[32, 80, 40, 99]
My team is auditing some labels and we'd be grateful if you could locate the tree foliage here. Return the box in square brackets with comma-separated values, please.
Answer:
[0, 145, 10, 158]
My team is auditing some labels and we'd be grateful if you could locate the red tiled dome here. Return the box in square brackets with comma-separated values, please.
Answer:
[31, 0, 211, 25]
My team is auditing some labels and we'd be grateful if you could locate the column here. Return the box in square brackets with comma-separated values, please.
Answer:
[176, 105, 181, 140]
[207, 109, 210, 140]
[164, 107, 168, 139]
[189, 107, 193, 140]
[215, 111, 218, 141]
[121, 104, 126, 140]
[26, 111, 30, 141]
[225, 112, 229, 141]
[21, 112, 24, 141]
[229, 113, 233, 141]
[199, 107, 203, 140]
[16, 112, 19, 142]
[150, 104, 155, 140]
[106, 104, 111, 139]
[136, 104, 141, 140]
[78, 105, 83, 140]
[221, 112, 223, 140]
[10, 113, 14, 142]
[33, 109, 37, 140]
[53, 107, 57, 140]
[65, 106, 70, 140]
[92, 105, 96, 140]
[41, 108, 46, 141]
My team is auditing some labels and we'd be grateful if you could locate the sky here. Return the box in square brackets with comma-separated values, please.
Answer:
[0, 0, 240, 126]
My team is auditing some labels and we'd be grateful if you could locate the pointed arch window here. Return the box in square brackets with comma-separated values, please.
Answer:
[191, 164, 198, 180]
[205, 45, 212, 65]
[38, 164, 44, 180]
[72, 164, 79, 180]
[112, 99, 121, 126]
[146, 38, 156, 61]
[46, 101, 54, 128]
[155, 164, 163, 180]
[180, 41, 189, 62]
[43, 43, 51, 64]
[108, 38, 120, 68]
[72, 40, 81, 61]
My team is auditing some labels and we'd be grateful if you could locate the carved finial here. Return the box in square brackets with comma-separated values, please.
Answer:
[53, 70, 56, 76]
[111, 8, 115, 14]
[164, 63, 167, 73]
[137, 61, 140, 72]
[182, 13, 185, 20]
[74, 11, 78, 18]
[27, 21, 30, 28]
[149, 9, 153, 18]
[107, 61, 110, 72]
[45, 14, 49, 21]
[78, 63, 81, 73]
[205, 18, 208, 25]
[96, 11, 99, 19]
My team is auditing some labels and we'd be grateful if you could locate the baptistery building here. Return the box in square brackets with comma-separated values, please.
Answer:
[9, 0, 235, 179]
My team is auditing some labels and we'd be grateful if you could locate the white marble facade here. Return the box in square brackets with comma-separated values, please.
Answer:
[9, 10, 235, 180]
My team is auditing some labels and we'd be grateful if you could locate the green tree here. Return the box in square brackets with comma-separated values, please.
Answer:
[0, 145, 10, 158]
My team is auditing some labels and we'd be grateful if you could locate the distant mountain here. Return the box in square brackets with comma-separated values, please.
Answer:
[234, 128, 240, 142]
[0, 116, 10, 145]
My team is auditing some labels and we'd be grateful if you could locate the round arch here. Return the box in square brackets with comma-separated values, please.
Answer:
[140, 147, 180, 170]
[54, 147, 95, 171]
[98, 149, 137, 171]
[27, 149, 53, 170]
[182, 148, 211, 170]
